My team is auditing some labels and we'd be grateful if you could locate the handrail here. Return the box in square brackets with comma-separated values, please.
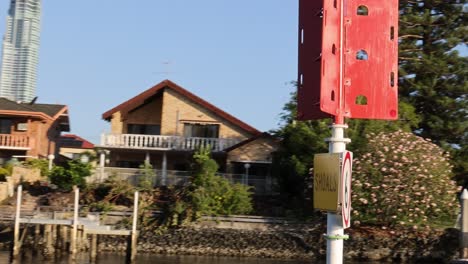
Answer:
[100, 133, 240, 151]
[0, 134, 31, 149]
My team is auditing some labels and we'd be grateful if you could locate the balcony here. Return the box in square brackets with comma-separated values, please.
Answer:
[99, 133, 241, 152]
[0, 134, 32, 150]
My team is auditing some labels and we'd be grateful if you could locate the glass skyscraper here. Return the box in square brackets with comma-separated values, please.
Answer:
[0, 0, 41, 103]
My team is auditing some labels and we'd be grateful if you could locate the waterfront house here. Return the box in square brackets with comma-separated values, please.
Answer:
[58, 134, 95, 163]
[95, 80, 278, 193]
[0, 98, 70, 165]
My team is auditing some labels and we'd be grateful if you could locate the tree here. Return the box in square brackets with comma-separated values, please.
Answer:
[23, 159, 50, 177]
[398, 0, 467, 181]
[272, 89, 419, 211]
[352, 131, 459, 227]
[138, 162, 155, 191]
[188, 147, 253, 217]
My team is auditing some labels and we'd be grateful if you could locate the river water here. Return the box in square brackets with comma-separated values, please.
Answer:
[0, 251, 325, 264]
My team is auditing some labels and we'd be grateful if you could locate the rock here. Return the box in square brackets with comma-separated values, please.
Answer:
[362, 247, 392, 261]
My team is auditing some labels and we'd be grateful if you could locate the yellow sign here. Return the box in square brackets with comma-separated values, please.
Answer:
[313, 153, 340, 211]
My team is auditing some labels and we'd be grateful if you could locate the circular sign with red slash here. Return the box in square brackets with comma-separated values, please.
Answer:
[341, 151, 352, 229]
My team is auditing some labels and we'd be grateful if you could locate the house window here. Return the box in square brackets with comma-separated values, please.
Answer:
[183, 123, 219, 138]
[0, 119, 12, 134]
[127, 124, 161, 135]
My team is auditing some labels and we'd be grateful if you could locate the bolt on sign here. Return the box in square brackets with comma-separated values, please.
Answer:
[297, 0, 399, 122]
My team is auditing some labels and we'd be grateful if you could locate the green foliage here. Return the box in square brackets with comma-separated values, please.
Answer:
[272, 89, 420, 209]
[272, 120, 328, 201]
[88, 201, 114, 213]
[138, 162, 155, 191]
[398, 1, 467, 181]
[23, 159, 50, 177]
[352, 131, 459, 227]
[0, 167, 9, 181]
[3, 160, 15, 176]
[82, 175, 135, 215]
[84, 175, 135, 206]
[49, 160, 92, 191]
[347, 101, 421, 150]
[188, 147, 253, 217]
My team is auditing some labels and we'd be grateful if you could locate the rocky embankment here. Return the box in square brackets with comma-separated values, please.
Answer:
[98, 224, 459, 263]
[0, 222, 460, 263]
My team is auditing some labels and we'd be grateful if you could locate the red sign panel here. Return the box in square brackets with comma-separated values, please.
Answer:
[342, 1, 399, 120]
[319, 0, 342, 119]
[297, 0, 330, 120]
[297, 0, 399, 121]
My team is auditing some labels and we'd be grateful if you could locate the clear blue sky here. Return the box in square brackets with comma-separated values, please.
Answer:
[0, 1, 299, 143]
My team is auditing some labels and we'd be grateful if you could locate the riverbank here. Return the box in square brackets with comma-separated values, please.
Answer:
[0, 221, 460, 263]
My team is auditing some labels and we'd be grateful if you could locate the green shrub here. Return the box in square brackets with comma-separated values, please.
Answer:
[188, 147, 253, 217]
[0, 167, 9, 181]
[49, 160, 92, 191]
[138, 163, 155, 191]
[23, 159, 50, 177]
[352, 131, 460, 227]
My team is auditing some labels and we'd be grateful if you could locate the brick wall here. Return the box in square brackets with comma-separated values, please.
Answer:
[2, 117, 59, 158]
[124, 95, 163, 133]
[161, 89, 252, 139]
[110, 112, 123, 133]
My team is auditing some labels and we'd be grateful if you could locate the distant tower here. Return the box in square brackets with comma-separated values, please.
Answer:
[0, 0, 41, 103]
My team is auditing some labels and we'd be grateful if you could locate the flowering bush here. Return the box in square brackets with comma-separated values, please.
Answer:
[352, 130, 460, 227]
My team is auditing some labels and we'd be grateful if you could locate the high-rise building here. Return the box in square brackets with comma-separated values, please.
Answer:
[0, 0, 41, 103]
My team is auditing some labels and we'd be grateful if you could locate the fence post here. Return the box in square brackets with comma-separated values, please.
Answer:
[126, 191, 139, 263]
[460, 189, 468, 259]
[70, 186, 79, 258]
[12, 185, 22, 258]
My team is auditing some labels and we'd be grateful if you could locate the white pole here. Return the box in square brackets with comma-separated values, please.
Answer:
[48, 154, 55, 171]
[461, 189, 468, 258]
[99, 151, 106, 182]
[326, 124, 350, 264]
[132, 191, 139, 233]
[13, 185, 22, 258]
[71, 186, 79, 257]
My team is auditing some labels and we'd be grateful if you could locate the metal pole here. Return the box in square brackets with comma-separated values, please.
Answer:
[326, 124, 350, 264]
[244, 163, 250, 185]
[71, 186, 79, 258]
[90, 234, 98, 263]
[162, 152, 167, 185]
[48, 154, 55, 171]
[13, 185, 22, 258]
[461, 189, 468, 258]
[132, 191, 139, 234]
[99, 151, 106, 182]
[129, 191, 139, 263]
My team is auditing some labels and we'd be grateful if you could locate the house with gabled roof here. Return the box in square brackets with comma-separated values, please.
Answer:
[95, 80, 278, 193]
[58, 134, 95, 160]
[0, 98, 70, 164]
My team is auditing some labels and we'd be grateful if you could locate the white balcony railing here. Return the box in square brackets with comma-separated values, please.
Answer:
[99, 133, 241, 151]
[0, 134, 31, 150]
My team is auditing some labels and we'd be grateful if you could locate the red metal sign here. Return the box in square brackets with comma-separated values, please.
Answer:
[297, 0, 399, 122]
[342, 1, 399, 120]
[297, 0, 330, 120]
